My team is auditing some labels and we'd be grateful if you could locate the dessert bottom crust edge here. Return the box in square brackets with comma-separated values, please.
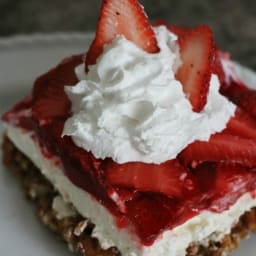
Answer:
[2, 134, 256, 256]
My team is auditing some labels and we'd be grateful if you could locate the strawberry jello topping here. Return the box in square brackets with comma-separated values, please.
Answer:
[3, 0, 256, 246]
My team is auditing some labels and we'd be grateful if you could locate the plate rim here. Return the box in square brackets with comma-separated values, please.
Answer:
[0, 32, 94, 49]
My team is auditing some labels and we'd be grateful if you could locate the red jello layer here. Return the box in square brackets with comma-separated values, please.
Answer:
[3, 55, 256, 246]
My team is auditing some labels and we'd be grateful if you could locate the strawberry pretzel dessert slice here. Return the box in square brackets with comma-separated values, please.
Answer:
[2, 0, 256, 255]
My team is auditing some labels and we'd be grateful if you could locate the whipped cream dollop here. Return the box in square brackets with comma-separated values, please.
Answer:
[63, 26, 236, 164]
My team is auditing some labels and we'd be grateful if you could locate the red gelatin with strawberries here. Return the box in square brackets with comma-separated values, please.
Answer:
[3, 52, 256, 246]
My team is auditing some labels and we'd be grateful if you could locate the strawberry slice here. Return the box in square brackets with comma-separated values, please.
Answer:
[125, 194, 175, 245]
[32, 55, 83, 122]
[85, 0, 159, 70]
[210, 163, 256, 211]
[155, 21, 225, 88]
[33, 84, 71, 122]
[234, 90, 256, 119]
[226, 108, 256, 140]
[176, 25, 215, 112]
[179, 133, 256, 168]
[106, 160, 195, 198]
[214, 163, 251, 194]
[223, 86, 256, 119]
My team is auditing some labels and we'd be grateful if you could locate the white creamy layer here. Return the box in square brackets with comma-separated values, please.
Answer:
[52, 195, 77, 220]
[63, 26, 236, 164]
[6, 124, 256, 256]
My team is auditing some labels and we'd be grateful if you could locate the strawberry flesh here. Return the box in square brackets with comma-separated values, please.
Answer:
[156, 21, 225, 87]
[106, 160, 195, 198]
[223, 86, 256, 119]
[180, 133, 256, 168]
[176, 25, 215, 112]
[32, 55, 83, 122]
[85, 0, 159, 70]
[217, 50, 256, 118]
[225, 108, 256, 140]
[235, 90, 256, 119]
[125, 195, 177, 245]
[193, 162, 256, 212]
[212, 49, 226, 85]
[210, 163, 255, 211]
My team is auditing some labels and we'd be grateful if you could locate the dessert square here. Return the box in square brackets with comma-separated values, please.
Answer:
[2, 0, 256, 255]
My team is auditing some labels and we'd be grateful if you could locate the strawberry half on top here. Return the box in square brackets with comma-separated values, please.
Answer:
[176, 25, 215, 112]
[85, 0, 159, 71]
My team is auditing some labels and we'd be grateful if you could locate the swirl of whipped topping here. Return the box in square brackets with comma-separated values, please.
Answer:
[63, 26, 236, 164]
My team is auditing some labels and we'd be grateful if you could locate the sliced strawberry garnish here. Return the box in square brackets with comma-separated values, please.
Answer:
[225, 108, 256, 140]
[155, 21, 225, 88]
[176, 25, 215, 112]
[85, 0, 159, 70]
[32, 55, 83, 122]
[156, 22, 226, 90]
[106, 159, 195, 198]
[180, 133, 256, 168]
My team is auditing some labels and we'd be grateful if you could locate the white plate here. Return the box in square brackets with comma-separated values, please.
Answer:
[0, 33, 256, 256]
